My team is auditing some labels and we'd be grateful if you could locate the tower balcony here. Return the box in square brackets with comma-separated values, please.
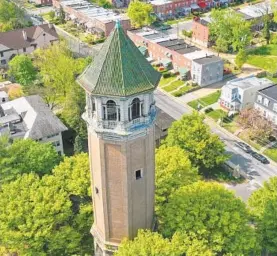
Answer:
[83, 110, 156, 134]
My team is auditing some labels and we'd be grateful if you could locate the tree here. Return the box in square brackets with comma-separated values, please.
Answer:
[8, 55, 37, 86]
[49, 10, 55, 20]
[238, 108, 273, 142]
[209, 9, 252, 53]
[74, 134, 84, 153]
[262, 14, 271, 45]
[235, 48, 247, 69]
[58, 6, 66, 24]
[0, 138, 61, 184]
[159, 181, 258, 255]
[33, 42, 80, 109]
[155, 145, 199, 211]
[248, 177, 277, 254]
[8, 84, 24, 99]
[0, 153, 93, 255]
[115, 230, 185, 256]
[164, 112, 228, 169]
[127, 0, 155, 28]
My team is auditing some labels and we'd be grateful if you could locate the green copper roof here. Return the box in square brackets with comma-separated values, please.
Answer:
[77, 23, 161, 97]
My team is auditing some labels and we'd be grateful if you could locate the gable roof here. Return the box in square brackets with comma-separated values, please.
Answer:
[0, 24, 58, 50]
[77, 22, 161, 97]
[1, 95, 67, 140]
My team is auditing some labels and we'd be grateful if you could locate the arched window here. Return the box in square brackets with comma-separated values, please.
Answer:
[131, 98, 141, 120]
[106, 100, 117, 121]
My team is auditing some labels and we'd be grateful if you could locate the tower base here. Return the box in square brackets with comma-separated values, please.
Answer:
[92, 226, 119, 256]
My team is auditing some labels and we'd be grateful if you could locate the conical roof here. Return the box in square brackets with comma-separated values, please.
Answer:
[77, 22, 161, 97]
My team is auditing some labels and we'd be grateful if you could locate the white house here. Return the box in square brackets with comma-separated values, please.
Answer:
[0, 24, 59, 66]
[0, 95, 67, 154]
[220, 76, 273, 111]
[254, 85, 277, 126]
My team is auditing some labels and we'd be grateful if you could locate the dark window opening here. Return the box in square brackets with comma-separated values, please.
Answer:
[135, 170, 142, 180]
[103, 106, 106, 120]
[95, 187, 99, 194]
[131, 98, 141, 120]
[106, 100, 117, 121]
[23, 48, 26, 52]
[92, 102, 96, 111]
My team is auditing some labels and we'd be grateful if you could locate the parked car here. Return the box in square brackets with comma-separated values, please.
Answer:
[235, 141, 252, 153]
[251, 152, 269, 164]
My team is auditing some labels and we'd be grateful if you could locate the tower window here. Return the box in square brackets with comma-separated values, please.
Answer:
[135, 169, 142, 180]
[106, 100, 117, 121]
[131, 98, 141, 120]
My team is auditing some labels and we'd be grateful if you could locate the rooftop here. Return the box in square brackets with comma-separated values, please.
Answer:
[77, 22, 161, 97]
[226, 76, 273, 90]
[194, 18, 210, 26]
[193, 55, 222, 65]
[0, 95, 67, 140]
[60, 0, 128, 23]
[0, 24, 58, 50]
[159, 39, 199, 54]
[238, 2, 272, 19]
[258, 85, 277, 100]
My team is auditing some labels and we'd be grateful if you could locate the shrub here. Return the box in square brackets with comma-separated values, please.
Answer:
[162, 72, 171, 78]
[204, 107, 214, 114]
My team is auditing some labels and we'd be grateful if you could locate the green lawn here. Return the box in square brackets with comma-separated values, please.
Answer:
[158, 76, 176, 87]
[163, 80, 184, 92]
[207, 109, 227, 121]
[246, 45, 277, 73]
[188, 90, 221, 109]
[264, 146, 277, 162]
[172, 85, 195, 97]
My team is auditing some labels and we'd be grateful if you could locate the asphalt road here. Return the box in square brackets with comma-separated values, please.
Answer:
[154, 89, 277, 197]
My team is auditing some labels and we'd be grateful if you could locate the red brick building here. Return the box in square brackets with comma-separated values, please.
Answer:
[191, 17, 211, 47]
[34, 0, 52, 5]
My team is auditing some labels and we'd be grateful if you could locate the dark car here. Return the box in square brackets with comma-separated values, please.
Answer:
[251, 152, 269, 164]
[235, 141, 252, 153]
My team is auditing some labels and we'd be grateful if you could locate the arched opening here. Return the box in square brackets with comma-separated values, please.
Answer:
[106, 100, 117, 121]
[131, 98, 141, 120]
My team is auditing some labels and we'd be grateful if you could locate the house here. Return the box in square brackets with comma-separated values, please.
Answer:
[0, 24, 58, 67]
[220, 76, 273, 111]
[0, 91, 8, 104]
[128, 28, 224, 86]
[191, 17, 210, 47]
[254, 85, 277, 126]
[0, 95, 67, 154]
[53, 0, 131, 35]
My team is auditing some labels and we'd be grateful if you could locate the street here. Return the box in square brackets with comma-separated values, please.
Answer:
[154, 89, 277, 200]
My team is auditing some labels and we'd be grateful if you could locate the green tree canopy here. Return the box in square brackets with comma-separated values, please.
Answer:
[127, 0, 155, 28]
[235, 48, 247, 69]
[164, 112, 228, 169]
[0, 153, 93, 255]
[159, 181, 257, 255]
[209, 9, 252, 53]
[155, 145, 199, 212]
[8, 55, 37, 86]
[0, 138, 61, 184]
[248, 177, 277, 254]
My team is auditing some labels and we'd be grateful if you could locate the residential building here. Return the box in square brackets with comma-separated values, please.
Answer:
[255, 85, 277, 126]
[0, 95, 67, 154]
[128, 28, 223, 86]
[34, 0, 53, 6]
[191, 17, 210, 47]
[0, 24, 58, 67]
[77, 21, 161, 255]
[53, 0, 131, 36]
[220, 76, 273, 111]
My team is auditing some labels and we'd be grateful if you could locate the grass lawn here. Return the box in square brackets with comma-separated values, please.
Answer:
[246, 44, 277, 73]
[158, 76, 176, 87]
[163, 80, 184, 92]
[172, 85, 195, 97]
[188, 90, 221, 109]
[264, 146, 277, 162]
[207, 109, 227, 121]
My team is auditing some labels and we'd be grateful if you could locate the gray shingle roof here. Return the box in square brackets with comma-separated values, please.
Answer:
[77, 22, 161, 97]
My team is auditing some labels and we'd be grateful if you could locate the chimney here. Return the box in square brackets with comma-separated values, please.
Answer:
[22, 30, 27, 41]
[48, 23, 53, 29]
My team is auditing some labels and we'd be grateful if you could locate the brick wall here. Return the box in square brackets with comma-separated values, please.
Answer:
[192, 19, 210, 47]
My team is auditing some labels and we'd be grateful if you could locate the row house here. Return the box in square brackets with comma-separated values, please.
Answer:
[127, 28, 223, 86]
[53, 0, 131, 37]
[0, 24, 58, 67]
[255, 85, 277, 126]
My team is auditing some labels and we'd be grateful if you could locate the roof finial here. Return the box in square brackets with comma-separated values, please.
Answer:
[115, 19, 121, 29]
